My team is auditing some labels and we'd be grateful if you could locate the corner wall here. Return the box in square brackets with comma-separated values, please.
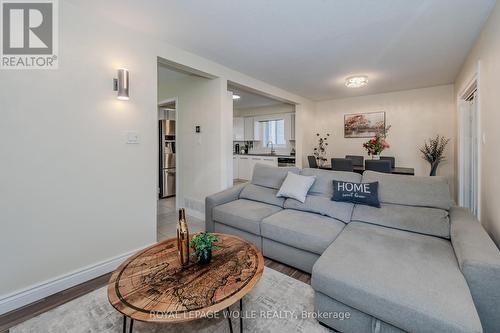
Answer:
[455, 1, 500, 247]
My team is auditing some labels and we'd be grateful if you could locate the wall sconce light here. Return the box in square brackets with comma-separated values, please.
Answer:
[113, 68, 129, 100]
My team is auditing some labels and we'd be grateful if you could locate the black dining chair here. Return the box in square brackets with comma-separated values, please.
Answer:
[380, 156, 395, 169]
[345, 155, 364, 167]
[307, 156, 318, 168]
[365, 160, 392, 173]
[331, 158, 354, 172]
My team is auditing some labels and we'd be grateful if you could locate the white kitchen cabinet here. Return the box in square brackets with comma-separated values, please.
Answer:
[290, 113, 296, 140]
[244, 117, 261, 141]
[244, 117, 253, 141]
[234, 155, 278, 181]
[233, 156, 238, 180]
[259, 156, 278, 167]
[237, 156, 252, 180]
[233, 117, 244, 141]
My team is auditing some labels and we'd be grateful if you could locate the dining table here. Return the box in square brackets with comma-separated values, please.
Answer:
[319, 164, 415, 176]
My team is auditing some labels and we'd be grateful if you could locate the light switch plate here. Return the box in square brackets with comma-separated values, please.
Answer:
[126, 131, 140, 144]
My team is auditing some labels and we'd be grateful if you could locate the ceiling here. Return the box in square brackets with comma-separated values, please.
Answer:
[72, 0, 496, 101]
[228, 86, 286, 109]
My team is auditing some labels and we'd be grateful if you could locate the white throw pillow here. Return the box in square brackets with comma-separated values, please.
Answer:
[277, 172, 316, 203]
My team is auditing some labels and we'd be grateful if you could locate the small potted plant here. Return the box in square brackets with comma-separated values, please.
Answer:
[313, 133, 330, 167]
[190, 232, 220, 265]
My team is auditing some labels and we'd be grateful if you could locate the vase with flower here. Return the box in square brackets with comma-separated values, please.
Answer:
[363, 125, 391, 159]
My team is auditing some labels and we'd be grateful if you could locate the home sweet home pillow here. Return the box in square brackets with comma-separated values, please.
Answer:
[332, 181, 380, 208]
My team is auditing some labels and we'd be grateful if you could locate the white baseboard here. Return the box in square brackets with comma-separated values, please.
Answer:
[0, 244, 151, 315]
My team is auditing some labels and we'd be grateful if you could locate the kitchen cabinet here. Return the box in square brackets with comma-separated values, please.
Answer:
[290, 113, 295, 140]
[233, 117, 244, 141]
[237, 156, 252, 180]
[233, 156, 238, 179]
[244, 117, 260, 141]
[234, 155, 278, 180]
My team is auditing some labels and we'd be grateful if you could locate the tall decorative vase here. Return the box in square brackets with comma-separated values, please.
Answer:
[430, 162, 439, 176]
[177, 208, 190, 266]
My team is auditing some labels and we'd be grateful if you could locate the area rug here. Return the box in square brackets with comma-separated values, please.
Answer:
[11, 268, 332, 332]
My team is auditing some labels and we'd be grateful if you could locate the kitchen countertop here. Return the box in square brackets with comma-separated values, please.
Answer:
[233, 153, 296, 159]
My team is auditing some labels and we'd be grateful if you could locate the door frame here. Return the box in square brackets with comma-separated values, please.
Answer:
[457, 62, 482, 219]
[158, 97, 179, 210]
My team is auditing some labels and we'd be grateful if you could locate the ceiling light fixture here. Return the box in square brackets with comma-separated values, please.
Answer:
[345, 75, 368, 88]
[232, 94, 241, 100]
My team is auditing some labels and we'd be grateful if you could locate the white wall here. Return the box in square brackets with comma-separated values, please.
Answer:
[310, 85, 456, 193]
[158, 73, 230, 217]
[0, 0, 313, 310]
[455, 1, 500, 247]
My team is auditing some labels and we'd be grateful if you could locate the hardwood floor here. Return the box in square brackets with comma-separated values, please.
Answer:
[0, 197, 311, 331]
[264, 258, 311, 284]
[0, 258, 309, 331]
[0, 273, 111, 332]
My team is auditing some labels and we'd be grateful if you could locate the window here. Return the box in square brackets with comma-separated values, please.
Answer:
[261, 119, 285, 146]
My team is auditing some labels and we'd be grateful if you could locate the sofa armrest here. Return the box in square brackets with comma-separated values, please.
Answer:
[450, 206, 500, 333]
[205, 183, 246, 232]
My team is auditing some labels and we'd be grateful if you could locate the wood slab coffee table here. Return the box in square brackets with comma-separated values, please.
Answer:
[108, 233, 264, 333]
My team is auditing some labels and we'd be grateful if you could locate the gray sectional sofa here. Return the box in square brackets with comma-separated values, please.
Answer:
[205, 164, 500, 333]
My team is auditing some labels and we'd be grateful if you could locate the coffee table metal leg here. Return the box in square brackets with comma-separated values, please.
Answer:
[225, 307, 234, 333]
[129, 318, 134, 333]
[122, 315, 134, 333]
[239, 298, 243, 333]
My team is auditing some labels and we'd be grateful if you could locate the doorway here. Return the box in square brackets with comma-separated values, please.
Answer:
[458, 79, 480, 218]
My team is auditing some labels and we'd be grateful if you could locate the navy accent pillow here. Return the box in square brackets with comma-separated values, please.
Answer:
[332, 181, 380, 208]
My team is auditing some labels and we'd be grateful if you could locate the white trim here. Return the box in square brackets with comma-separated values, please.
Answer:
[457, 61, 482, 219]
[0, 245, 151, 315]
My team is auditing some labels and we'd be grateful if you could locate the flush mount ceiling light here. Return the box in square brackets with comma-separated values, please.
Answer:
[232, 94, 241, 100]
[113, 68, 129, 100]
[345, 75, 368, 88]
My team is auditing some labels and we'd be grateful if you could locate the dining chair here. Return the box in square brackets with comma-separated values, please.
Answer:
[331, 158, 354, 172]
[365, 160, 392, 173]
[380, 156, 395, 169]
[345, 155, 364, 167]
[308, 155, 318, 168]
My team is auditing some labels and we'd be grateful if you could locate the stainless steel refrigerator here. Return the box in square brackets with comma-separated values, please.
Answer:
[159, 120, 176, 198]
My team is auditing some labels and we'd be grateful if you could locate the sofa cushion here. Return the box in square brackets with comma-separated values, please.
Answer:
[239, 184, 285, 207]
[277, 172, 316, 203]
[251, 163, 300, 189]
[284, 196, 353, 223]
[362, 171, 453, 210]
[284, 168, 360, 222]
[213, 199, 281, 235]
[352, 203, 450, 238]
[301, 168, 361, 197]
[261, 210, 345, 254]
[312, 222, 482, 333]
[332, 180, 380, 208]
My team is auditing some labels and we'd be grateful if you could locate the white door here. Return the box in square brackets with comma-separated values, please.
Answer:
[459, 90, 480, 218]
